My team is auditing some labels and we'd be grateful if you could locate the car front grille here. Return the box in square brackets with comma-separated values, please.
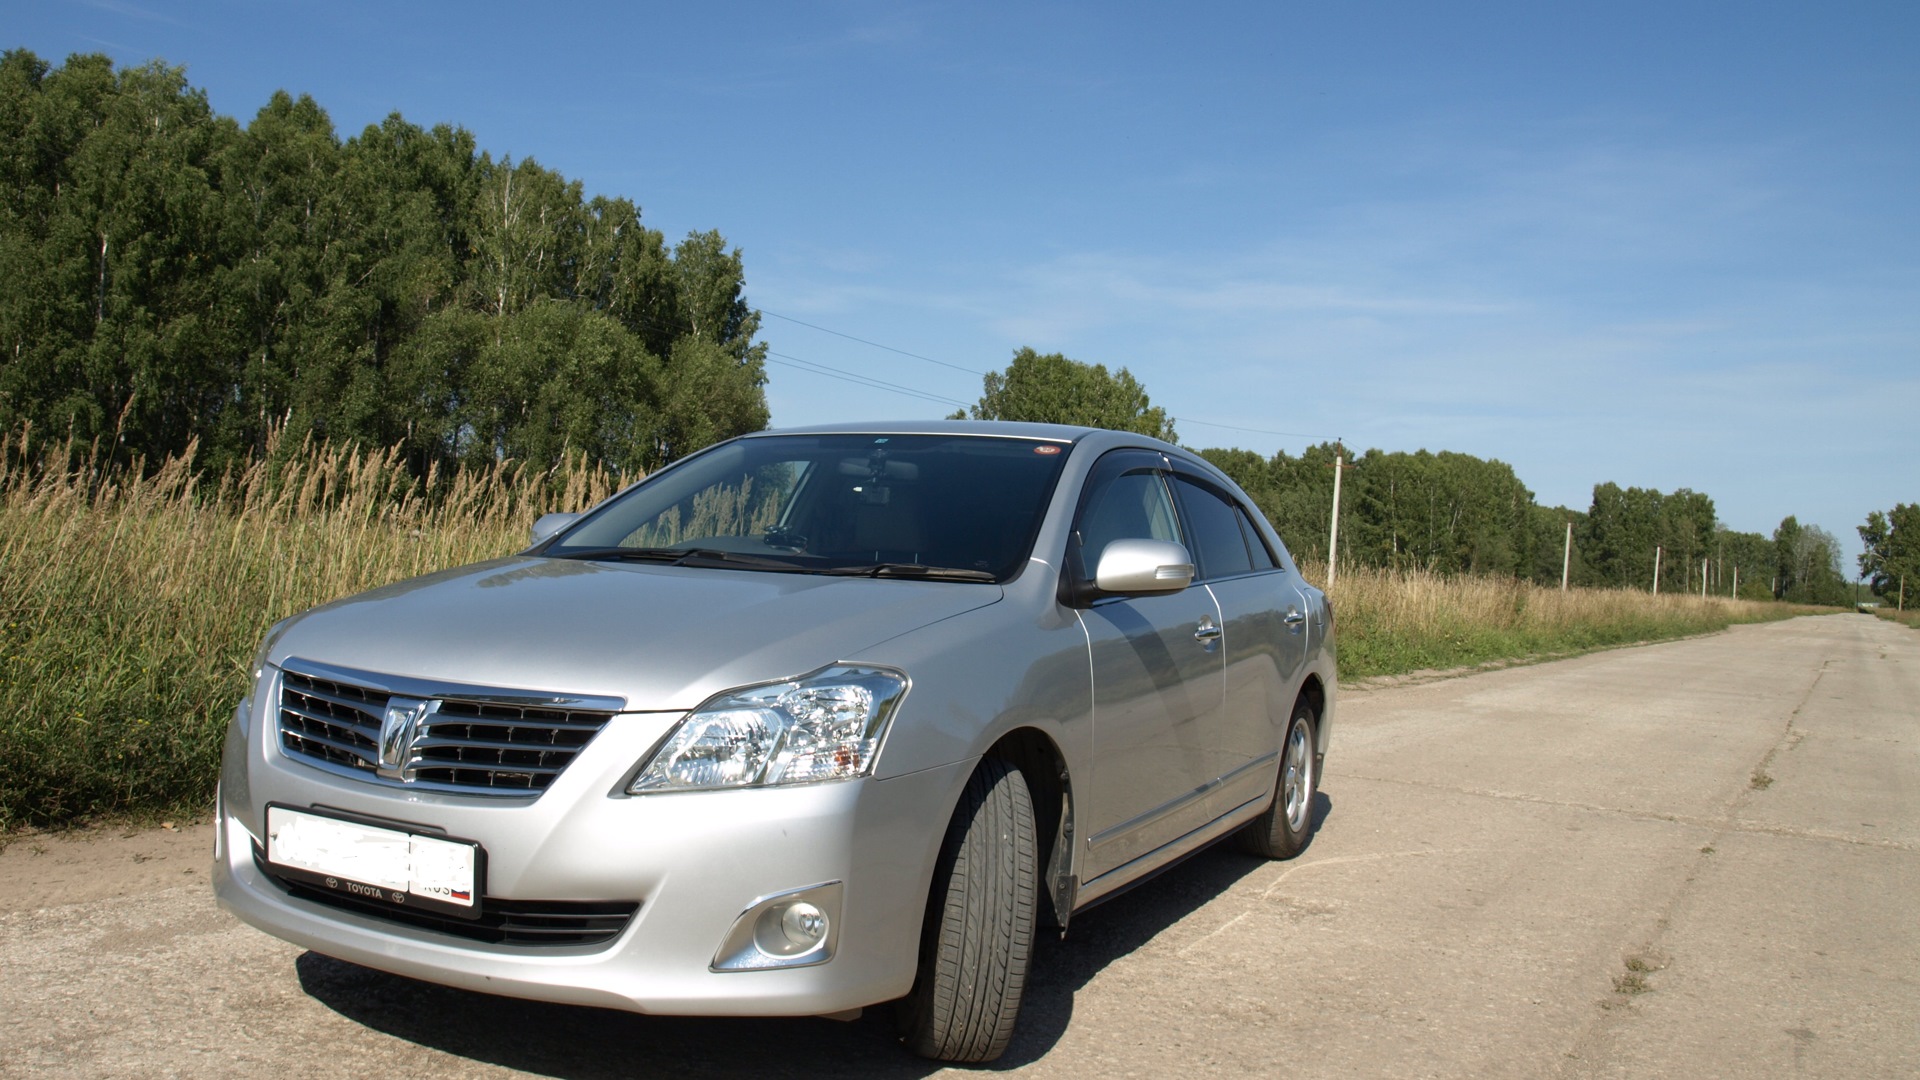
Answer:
[276, 661, 621, 795]
[256, 849, 638, 947]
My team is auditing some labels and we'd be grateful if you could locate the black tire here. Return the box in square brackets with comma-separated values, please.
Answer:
[897, 757, 1038, 1063]
[1237, 700, 1318, 860]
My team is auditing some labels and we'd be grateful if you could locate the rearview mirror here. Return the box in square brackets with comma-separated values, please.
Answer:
[530, 512, 581, 546]
[1094, 538, 1195, 595]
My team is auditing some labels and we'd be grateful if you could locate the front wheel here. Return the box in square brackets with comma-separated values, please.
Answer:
[897, 757, 1037, 1063]
[1237, 701, 1318, 859]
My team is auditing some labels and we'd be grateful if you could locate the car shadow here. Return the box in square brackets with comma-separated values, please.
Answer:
[296, 791, 1333, 1076]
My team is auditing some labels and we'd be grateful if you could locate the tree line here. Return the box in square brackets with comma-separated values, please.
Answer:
[0, 50, 768, 479]
[1858, 504, 1920, 606]
[965, 349, 1862, 604]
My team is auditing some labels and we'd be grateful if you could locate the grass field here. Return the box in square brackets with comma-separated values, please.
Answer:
[0, 430, 1832, 830]
[1317, 565, 1816, 679]
[1871, 607, 1920, 630]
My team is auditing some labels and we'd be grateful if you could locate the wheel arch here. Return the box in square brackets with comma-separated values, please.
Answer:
[984, 726, 1075, 930]
[1297, 672, 1329, 765]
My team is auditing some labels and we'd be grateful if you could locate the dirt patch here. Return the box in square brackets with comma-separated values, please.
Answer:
[0, 819, 215, 913]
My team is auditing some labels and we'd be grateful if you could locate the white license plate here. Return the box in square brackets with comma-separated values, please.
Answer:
[266, 805, 481, 917]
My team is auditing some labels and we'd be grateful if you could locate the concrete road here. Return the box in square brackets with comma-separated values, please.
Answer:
[2, 614, 1914, 1078]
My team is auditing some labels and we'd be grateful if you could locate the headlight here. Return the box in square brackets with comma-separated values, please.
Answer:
[251, 616, 296, 680]
[239, 616, 297, 738]
[628, 666, 907, 793]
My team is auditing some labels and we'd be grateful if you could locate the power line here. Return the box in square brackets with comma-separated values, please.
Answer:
[1169, 416, 1343, 443]
[760, 310, 986, 376]
[758, 309, 1344, 445]
[765, 351, 970, 409]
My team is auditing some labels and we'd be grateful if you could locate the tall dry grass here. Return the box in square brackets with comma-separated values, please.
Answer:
[1871, 606, 1920, 630]
[1313, 564, 1817, 679]
[0, 427, 619, 829]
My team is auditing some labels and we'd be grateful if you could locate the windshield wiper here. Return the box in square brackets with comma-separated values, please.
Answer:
[549, 546, 684, 562]
[552, 548, 995, 581]
[550, 547, 806, 570]
[820, 563, 999, 582]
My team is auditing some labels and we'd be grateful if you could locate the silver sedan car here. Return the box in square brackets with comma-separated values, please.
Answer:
[214, 420, 1336, 1062]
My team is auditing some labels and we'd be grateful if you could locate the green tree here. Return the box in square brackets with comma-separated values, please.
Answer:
[1858, 504, 1920, 604]
[1712, 526, 1774, 600]
[1773, 516, 1848, 605]
[1656, 489, 1717, 593]
[0, 50, 771, 478]
[962, 347, 1175, 441]
[1583, 483, 1656, 588]
[460, 300, 660, 473]
[0, 51, 240, 464]
[1581, 483, 1718, 592]
[1772, 516, 1803, 599]
[211, 89, 357, 463]
[1527, 505, 1594, 587]
[1345, 449, 1534, 575]
[651, 231, 770, 467]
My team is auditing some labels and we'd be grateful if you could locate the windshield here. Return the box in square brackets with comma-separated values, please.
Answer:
[544, 433, 1074, 582]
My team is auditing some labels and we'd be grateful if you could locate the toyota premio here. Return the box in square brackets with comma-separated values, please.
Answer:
[214, 420, 1336, 1062]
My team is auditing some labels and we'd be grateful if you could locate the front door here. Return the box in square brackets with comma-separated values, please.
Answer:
[1071, 451, 1227, 882]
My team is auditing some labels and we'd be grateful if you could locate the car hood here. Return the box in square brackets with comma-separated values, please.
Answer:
[267, 556, 1004, 710]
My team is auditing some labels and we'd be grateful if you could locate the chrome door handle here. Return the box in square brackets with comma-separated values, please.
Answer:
[1194, 619, 1223, 643]
[1283, 610, 1306, 632]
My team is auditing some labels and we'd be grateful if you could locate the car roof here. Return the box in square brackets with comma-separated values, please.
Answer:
[742, 419, 1181, 454]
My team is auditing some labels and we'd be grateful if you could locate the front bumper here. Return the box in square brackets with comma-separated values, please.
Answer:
[214, 692, 967, 1016]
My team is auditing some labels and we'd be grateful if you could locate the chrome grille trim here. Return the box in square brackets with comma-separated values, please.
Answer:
[275, 658, 625, 796]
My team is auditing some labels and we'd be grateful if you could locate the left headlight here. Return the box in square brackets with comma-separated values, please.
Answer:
[251, 615, 297, 680]
[238, 616, 297, 739]
[627, 665, 908, 794]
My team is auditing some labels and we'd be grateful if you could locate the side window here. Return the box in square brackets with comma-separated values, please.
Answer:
[1081, 471, 1180, 562]
[1237, 508, 1279, 571]
[1071, 452, 1181, 581]
[1171, 475, 1254, 580]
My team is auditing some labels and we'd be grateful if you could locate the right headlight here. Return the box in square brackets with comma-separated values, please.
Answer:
[627, 665, 907, 794]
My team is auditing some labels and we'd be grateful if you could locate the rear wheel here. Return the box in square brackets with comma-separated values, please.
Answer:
[897, 757, 1037, 1063]
[1238, 701, 1317, 859]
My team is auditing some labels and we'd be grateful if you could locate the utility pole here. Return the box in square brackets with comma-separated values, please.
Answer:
[1653, 546, 1662, 595]
[1325, 443, 1349, 588]
[1732, 566, 1739, 599]
[1701, 558, 1708, 599]
[1561, 520, 1572, 591]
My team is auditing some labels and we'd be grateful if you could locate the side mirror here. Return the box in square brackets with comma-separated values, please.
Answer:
[530, 512, 581, 546]
[1094, 538, 1195, 595]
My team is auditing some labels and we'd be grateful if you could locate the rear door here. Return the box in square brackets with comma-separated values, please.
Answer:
[1168, 466, 1312, 819]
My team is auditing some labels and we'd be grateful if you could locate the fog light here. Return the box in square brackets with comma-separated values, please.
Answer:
[712, 882, 844, 972]
[781, 902, 827, 948]
[754, 899, 830, 958]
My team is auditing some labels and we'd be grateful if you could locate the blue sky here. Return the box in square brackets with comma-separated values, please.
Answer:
[14, 1, 1918, 569]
